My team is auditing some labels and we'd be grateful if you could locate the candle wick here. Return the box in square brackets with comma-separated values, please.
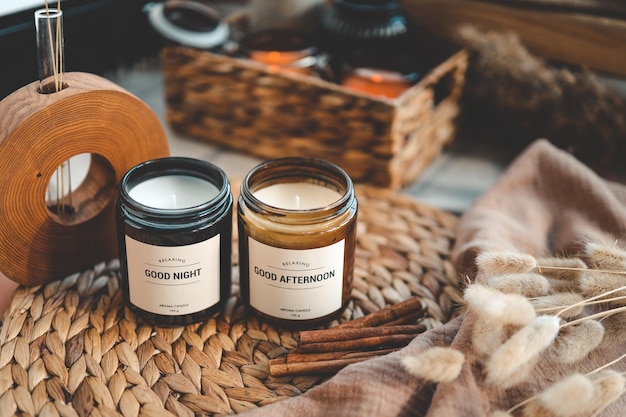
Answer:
[171, 194, 177, 209]
[295, 195, 300, 209]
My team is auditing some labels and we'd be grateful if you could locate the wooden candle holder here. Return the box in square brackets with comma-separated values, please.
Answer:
[0, 72, 170, 286]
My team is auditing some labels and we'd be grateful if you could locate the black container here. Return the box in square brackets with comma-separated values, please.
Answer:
[116, 157, 233, 326]
[319, 0, 409, 53]
[319, 0, 414, 79]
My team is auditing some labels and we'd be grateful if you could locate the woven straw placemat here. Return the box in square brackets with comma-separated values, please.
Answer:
[0, 184, 461, 416]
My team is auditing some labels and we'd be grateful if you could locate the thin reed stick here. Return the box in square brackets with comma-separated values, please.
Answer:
[555, 284, 626, 320]
[44, 2, 59, 91]
[534, 294, 626, 314]
[56, 0, 63, 91]
[537, 265, 626, 276]
[561, 305, 626, 328]
[586, 351, 626, 376]
[42, 0, 72, 217]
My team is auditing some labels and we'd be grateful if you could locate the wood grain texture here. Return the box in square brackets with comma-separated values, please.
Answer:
[0, 72, 170, 286]
[402, 0, 626, 76]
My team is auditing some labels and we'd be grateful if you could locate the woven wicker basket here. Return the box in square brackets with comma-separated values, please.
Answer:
[0, 185, 461, 416]
[161, 45, 467, 189]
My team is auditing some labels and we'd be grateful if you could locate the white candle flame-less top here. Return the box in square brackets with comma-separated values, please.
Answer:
[129, 175, 219, 210]
[252, 182, 342, 210]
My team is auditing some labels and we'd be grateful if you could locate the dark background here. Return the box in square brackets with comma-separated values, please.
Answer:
[0, 0, 163, 99]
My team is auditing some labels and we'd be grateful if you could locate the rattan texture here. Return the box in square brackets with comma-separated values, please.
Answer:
[0, 185, 461, 416]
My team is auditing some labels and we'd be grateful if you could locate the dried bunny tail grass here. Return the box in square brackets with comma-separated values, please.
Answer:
[579, 271, 626, 304]
[530, 293, 584, 319]
[523, 373, 594, 417]
[545, 277, 580, 294]
[475, 251, 538, 276]
[584, 241, 626, 270]
[500, 355, 540, 389]
[484, 315, 560, 387]
[583, 370, 625, 416]
[471, 318, 505, 356]
[490, 411, 513, 417]
[464, 284, 536, 326]
[550, 320, 604, 364]
[519, 398, 556, 416]
[517, 370, 625, 417]
[487, 272, 550, 297]
[521, 404, 555, 417]
[402, 347, 465, 383]
[598, 311, 626, 348]
[550, 281, 626, 321]
[563, 305, 626, 329]
[535, 257, 587, 281]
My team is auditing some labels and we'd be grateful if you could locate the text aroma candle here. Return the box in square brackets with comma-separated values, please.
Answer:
[238, 157, 358, 328]
[116, 157, 233, 326]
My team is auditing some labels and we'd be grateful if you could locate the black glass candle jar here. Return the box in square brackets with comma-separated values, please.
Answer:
[319, 0, 413, 78]
[116, 157, 233, 326]
[320, 0, 410, 52]
[238, 157, 358, 328]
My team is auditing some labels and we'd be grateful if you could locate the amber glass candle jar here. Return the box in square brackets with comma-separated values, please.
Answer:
[116, 157, 233, 326]
[238, 157, 358, 328]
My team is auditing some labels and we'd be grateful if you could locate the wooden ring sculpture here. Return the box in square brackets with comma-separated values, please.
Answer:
[0, 72, 170, 285]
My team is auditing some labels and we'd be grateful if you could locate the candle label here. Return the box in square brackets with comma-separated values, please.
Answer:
[248, 237, 344, 320]
[125, 235, 220, 315]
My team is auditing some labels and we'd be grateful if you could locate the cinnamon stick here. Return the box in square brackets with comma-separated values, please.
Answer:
[297, 333, 419, 353]
[269, 356, 372, 377]
[267, 297, 429, 377]
[382, 310, 428, 327]
[299, 324, 426, 345]
[336, 297, 426, 328]
[286, 348, 398, 363]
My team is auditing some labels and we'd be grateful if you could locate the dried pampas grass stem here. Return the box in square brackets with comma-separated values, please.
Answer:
[585, 242, 626, 270]
[531, 293, 584, 319]
[484, 316, 560, 387]
[550, 320, 604, 364]
[475, 251, 537, 276]
[525, 373, 594, 417]
[464, 284, 536, 326]
[512, 370, 625, 416]
[535, 257, 587, 281]
[583, 371, 625, 416]
[561, 304, 626, 329]
[487, 272, 550, 297]
[554, 284, 626, 319]
[476, 250, 626, 278]
[402, 347, 465, 383]
[586, 352, 626, 377]
[472, 244, 626, 414]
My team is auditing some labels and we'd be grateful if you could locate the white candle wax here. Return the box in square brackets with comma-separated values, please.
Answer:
[129, 175, 219, 209]
[253, 182, 342, 210]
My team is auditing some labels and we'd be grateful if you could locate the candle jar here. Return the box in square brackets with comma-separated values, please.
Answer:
[341, 50, 419, 99]
[318, 0, 412, 76]
[241, 28, 333, 80]
[341, 49, 420, 98]
[116, 157, 233, 326]
[238, 157, 358, 328]
[147, 0, 230, 50]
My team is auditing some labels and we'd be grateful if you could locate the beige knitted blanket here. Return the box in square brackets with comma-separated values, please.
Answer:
[239, 139, 626, 416]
